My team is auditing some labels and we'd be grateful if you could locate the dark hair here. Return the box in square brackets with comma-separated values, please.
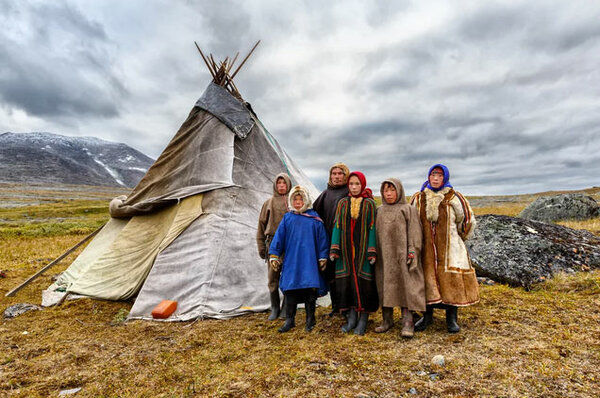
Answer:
[382, 182, 396, 190]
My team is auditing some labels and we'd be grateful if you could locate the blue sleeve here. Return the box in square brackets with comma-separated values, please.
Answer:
[316, 221, 329, 260]
[269, 214, 286, 257]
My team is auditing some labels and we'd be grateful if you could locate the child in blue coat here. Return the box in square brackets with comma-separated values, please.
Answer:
[269, 185, 329, 333]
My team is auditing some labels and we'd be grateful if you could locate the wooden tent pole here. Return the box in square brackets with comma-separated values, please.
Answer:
[194, 42, 216, 79]
[4, 224, 105, 297]
[230, 40, 261, 80]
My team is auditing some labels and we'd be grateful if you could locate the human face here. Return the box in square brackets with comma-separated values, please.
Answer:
[330, 167, 345, 187]
[276, 178, 288, 195]
[383, 184, 398, 204]
[348, 175, 362, 196]
[429, 168, 444, 189]
[292, 194, 304, 211]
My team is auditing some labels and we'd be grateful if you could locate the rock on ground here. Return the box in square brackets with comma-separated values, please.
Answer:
[467, 215, 600, 288]
[519, 194, 600, 222]
[3, 303, 42, 319]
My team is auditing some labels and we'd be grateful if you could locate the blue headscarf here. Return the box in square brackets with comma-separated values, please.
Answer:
[420, 164, 453, 192]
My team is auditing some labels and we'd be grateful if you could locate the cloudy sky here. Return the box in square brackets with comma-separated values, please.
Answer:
[1, 0, 599, 195]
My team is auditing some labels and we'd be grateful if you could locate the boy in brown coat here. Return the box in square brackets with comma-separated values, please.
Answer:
[257, 173, 292, 320]
[375, 178, 424, 338]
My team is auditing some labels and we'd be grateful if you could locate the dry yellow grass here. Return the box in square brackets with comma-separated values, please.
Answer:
[557, 218, 600, 236]
[1, 188, 600, 397]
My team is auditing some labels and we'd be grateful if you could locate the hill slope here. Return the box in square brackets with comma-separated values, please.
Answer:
[0, 132, 154, 188]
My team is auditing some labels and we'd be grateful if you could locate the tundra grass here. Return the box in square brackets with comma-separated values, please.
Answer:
[1, 189, 599, 396]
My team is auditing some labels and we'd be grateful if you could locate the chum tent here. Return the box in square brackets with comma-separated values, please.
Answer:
[43, 44, 321, 320]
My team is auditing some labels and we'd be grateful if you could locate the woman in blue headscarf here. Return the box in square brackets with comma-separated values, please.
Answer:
[410, 164, 479, 333]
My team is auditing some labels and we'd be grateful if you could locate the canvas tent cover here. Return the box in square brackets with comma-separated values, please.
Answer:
[46, 82, 322, 320]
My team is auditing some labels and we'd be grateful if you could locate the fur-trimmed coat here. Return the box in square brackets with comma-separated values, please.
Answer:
[376, 178, 425, 311]
[410, 187, 479, 307]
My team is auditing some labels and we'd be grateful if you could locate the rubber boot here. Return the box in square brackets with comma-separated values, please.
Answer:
[305, 298, 317, 332]
[341, 308, 358, 333]
[279, 295, 287, 319]
[267, 291, 280, 321]
[414, 305, 434, 332]
[354, 312, 369, 336]
[400, 307, 414, 339]
[278, 295, 296, 333]
[375, 307, 394, 333]
[446, 305, 460, 333]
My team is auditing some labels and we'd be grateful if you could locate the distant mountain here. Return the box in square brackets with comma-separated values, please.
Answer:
[0, 132, 154, 188]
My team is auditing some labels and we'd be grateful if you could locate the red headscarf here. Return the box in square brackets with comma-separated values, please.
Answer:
[348, 171, 373, 199]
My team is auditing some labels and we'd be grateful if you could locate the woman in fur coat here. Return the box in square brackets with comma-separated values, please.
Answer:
[330, 171, 378, 335]
[410, 164, 479, 333]
[269, 186, 329, 333]
[375, 178, 425, 338]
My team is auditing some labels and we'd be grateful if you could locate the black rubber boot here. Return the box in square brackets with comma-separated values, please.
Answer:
[279, 295, 287, 319]
[267, 291, 280, 321]
[341, 308, 358, 333]
[375, 307, 394, 333]
[305, 298, 317, 332]
[278, 295, 296, 333]
[354, 312, 369, 336]
[446, 305, 460, 333]
[414, 305, 434, 332]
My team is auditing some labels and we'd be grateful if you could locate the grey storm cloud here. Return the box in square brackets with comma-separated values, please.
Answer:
[0, 1, 127, 118]
[1, 0, 599, 195]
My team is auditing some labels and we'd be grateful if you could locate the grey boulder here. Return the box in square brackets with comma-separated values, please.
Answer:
[519, 194, 599, 222]
[467, 215, 600, 288]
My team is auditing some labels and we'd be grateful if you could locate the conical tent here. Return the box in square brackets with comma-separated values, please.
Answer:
[45, 47, 320, 320]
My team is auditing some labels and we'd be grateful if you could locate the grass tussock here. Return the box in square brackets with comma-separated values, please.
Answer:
[1, 185, 600, 396]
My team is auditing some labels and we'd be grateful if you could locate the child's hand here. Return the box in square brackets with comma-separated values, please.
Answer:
[270, 259, 281, 271]
[369, 258, 376, 265]
[318, 259, 327, 271]
[407, 251, 415, 266]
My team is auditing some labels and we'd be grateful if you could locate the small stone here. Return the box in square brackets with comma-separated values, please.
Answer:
[429, 373, 439, 381]
[59, 387, 82, 396]
[21, 331, 29, 335]
[432, 355, 445, 367]
[408, 387, 417, 394]
[416, 371, 427, 376]
[4, 303, 42, 319]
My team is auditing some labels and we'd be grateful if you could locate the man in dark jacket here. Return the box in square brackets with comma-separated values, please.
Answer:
[312, 162, 350, 315]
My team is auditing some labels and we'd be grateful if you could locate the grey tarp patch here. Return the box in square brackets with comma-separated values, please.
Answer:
[195, 82, 256, 139]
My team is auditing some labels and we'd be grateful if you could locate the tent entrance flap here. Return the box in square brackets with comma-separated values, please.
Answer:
[67, 194, 204, 300]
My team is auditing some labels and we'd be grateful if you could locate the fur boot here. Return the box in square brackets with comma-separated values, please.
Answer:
[375, 307, 394, 333]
